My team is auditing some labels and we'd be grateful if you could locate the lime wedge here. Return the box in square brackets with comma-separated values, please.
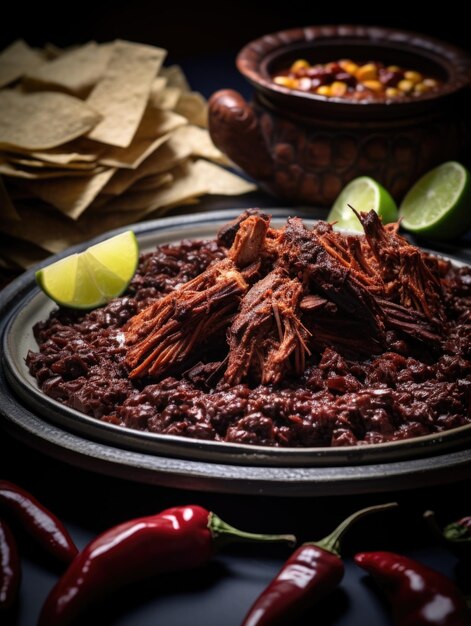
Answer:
[36, 230, 139, 309]
[327, 176, 398, 232]
[399, 161, 471, 239]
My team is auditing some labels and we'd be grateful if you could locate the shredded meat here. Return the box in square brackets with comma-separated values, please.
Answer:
[26, 210, 471, 447]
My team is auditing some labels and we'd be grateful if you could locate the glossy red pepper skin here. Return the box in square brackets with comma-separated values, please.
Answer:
[0, 481, 77, 564]
[0, 519, 20, 611]
[355, 551, 471, 626]
[39, 504, 294, 626]
[240, 503, 397, 626]
[241, 544, 343, 626]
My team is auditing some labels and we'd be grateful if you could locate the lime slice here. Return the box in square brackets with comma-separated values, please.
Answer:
[399, 161, 471, 239]
[328, 176, 398, 232]
[36, 231, 139, 309]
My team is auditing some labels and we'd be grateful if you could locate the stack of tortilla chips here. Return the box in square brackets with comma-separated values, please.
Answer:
[0, 39, 256, 273]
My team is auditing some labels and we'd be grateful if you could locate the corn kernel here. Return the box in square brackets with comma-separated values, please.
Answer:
[274, 75, 297, 88]
[387, 65, 401, 72]
[404, 70, 423, 84]
[413, 82, 431, 95]
[330, 81, 348, 97]
[362, 79, 383, 93]
[316, 85, 332, 97]
[385, 87, 400, 98]
[423, 78, 439, 89]
[398, 79, 414, 93]
[356, 63, 378, 81]
[291, 59, 310, 72]
[340, 61, 359, 75]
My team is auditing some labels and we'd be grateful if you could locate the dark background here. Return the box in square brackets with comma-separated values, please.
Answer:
[2, 2, 470, 97]
[3, 3, 471, 54]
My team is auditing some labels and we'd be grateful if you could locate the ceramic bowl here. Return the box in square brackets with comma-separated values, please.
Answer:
[208, 25, 471, 206]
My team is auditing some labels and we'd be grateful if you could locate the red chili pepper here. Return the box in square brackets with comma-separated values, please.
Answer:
[0, 481, 78, 564]
[0, 519, 20, 611]
[240, 502, 398, 626]
[39, 504, 295, 626]
[355, 551, 471, 626]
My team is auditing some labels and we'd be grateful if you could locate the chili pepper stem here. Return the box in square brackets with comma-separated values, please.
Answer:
[208, 513, 296, 549]
[423, 510, 444, 542]
[310, 502, 398, 556]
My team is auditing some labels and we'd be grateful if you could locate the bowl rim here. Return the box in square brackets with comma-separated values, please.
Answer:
[236, 24, 471, 109]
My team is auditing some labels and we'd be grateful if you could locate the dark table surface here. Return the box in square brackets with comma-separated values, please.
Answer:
[1, 56, 471, 626]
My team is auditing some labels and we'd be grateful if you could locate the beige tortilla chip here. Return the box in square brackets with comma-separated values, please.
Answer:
[188, 159, 256, 195]
[97, 172, 173, 211]
[86, 40, 166, 147]
[43, 43, 64, 60]
[100, 125, 225, 195]
[0, 40, 44, 88]
[23, 167, 116, 218]
[0, 159, 105, 179]
[160, 65, 191, 91]
[100, 145, 179, 195]
[175, 92, 208, 128]
[0, 90, 102, 150]
[3, 139, 103, 164]
[99, 109, 186, 169]
[131, 172, 173, 191]
[154, 86, 182, 111]
[0, 203, 83, 253]
[167, 124, 228, 163]
[7, 155, 99, 171]
[3, 196, 140, 253]
[148, 76, 168, 107]
[95, 161, 209, 215]
[25, 42, 112, 95]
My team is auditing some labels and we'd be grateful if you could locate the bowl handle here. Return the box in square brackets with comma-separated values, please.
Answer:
[208, 89, 273, 180]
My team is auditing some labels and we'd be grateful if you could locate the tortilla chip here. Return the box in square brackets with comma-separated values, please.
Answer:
[0, 90, 102, 150]
[0, 40, 44, 88]
[0, 176, 20, 220]
[101, 134, 190, 196]
[98, 109, 186, 169]
[3, 138, 103, 164]
[43, 43, 64, 60]
[97, 172, 173, 210]
[99, 125, 225, 196]
[7, 155, 99, 170]
[0, 202, 83, 253]
[23, 167, 116, 218]
[25, 42, 111, 95]
[154, 86, 182, 111]
[175, 91, 208, 128]
[160, 65, 191, 91]
[0, 159, 105, 179]
[148, 76, 168, 106]
[188, 159, 256, 195]
[131, 172, 173, 191]
[94, 161, 209, 215]
[86, 40, 166, 147]
[167, 124, 228, 163]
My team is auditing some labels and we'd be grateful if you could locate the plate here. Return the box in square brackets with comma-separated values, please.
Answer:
[1, 209, 470, 495]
